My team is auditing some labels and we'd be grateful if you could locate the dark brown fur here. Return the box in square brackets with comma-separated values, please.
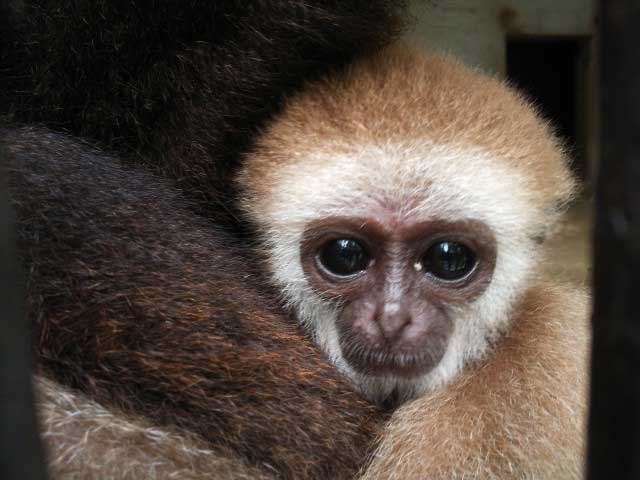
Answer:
[1, 0, 407, 227]
[2, 127, 385, 479]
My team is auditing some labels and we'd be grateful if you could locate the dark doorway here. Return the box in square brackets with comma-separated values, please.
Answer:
[507, 37, 591, 180]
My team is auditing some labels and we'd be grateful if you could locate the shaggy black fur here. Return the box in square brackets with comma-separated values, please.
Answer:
[0, 3, 409, 477]
[1, 0, 407, 226]
[2, 127, 386, 479]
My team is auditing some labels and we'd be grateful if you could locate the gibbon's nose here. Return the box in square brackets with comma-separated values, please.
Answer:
[339, 296, 452, 377]
[375, 302, 412, 343]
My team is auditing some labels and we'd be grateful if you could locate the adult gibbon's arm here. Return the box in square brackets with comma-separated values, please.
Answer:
[1, 0, 407, 222]
[2, 127, 385, 480]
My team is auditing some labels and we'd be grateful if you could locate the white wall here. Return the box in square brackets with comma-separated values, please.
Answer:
[405, 0, 596, 76]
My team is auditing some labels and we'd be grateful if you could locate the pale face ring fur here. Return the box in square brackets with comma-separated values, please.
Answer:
[239, 48, 575, 402]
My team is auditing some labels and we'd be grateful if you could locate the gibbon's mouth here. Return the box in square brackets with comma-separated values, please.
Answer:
[339, 340, 446, 378]
[337, 316, 450, 378]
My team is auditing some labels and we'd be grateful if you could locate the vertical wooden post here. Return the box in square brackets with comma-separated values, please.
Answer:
[588, 1, 640, 478]
[0, 150, 47, 480]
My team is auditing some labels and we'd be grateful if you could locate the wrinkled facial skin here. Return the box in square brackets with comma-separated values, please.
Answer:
[301, 216, 496, 379]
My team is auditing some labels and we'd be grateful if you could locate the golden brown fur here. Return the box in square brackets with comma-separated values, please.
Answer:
[362, 281, 590, 479]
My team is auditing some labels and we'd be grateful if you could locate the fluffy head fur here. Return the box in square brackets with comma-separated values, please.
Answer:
[239, 48, 577, 402]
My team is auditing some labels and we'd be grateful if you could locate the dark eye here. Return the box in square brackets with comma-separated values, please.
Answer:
[422, 241, 476, 281]
[318, 238, 370, 277]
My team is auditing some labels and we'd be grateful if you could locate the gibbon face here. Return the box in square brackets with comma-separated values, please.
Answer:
[239, 48, 575, 403]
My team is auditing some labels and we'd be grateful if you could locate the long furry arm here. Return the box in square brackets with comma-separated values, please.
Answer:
[2, 127, 386, 480]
